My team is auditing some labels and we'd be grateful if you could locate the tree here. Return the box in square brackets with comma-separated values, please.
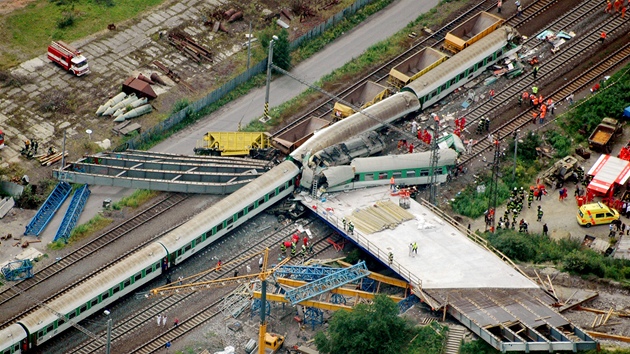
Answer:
[272, 29, 291, 71]
[315, 295, 421, 354]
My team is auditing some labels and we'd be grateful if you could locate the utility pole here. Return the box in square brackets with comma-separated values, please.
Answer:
[106, 317, 112, 354]
[512, 129, 520, 181]
[247, 21, 252, 70]
[487, 138, 501, 233]
[264, 35, 278, 121]
[429, 115, 440, 205]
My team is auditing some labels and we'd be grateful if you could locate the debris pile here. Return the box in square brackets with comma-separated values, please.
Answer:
[167, 30, 213, 63]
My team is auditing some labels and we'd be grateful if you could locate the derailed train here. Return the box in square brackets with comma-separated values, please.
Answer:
[0, 26, 520, 354]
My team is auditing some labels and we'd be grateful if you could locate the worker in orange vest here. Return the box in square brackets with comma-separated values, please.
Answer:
[538, 94, 543, 104]
[600, 31, 606, 44]
[606, 0, 613, 12]
[531, 95, 539, 107]
[521, 91, 529, 106]
[622, 6, 627, 18]
[390, 176, 395, 190]
[539, 110, 546, 124]
[546, 98, 553, 106]
[614, 0, 622, 12]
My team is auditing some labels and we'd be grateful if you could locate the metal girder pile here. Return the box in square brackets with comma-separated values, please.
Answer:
[167, 30, 213, 63]
[348, 200, 414, 234]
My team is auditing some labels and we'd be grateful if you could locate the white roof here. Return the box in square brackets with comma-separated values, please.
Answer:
[351, 148, 457, 172]
[587, 154, 630, 194]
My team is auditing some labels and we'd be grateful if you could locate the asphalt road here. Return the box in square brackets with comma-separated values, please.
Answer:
[39, 0, 440, 242]
[153, 0, 439, 155]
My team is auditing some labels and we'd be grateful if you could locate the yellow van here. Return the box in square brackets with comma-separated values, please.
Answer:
[576, 202, 619, 227]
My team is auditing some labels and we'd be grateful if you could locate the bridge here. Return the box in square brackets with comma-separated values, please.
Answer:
[298, 186, 598, 352]
[52, 150, 274, 194]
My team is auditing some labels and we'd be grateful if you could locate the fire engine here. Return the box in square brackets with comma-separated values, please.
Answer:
[47, 41, 90, 76]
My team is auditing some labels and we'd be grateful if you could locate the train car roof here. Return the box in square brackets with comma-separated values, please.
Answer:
[291, 92, 420, 162]
[158, 160, 300, 251]
[403, 26, 518, 98]
[0, 324, 27, 348]
[19, 243, 166, 333]
[351, 148, 457, 172]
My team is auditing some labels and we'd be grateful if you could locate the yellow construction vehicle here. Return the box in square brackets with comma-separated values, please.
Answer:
[148, 249, 288, 354]
[193, 131, 273, 157]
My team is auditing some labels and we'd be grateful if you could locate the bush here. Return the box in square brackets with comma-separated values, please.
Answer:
[545, 129, 572, 158]
[57, 12, 76, 29]
[562, 249, 605, 277]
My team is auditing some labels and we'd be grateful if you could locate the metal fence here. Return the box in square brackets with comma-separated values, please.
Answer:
[116, 0, 376, 152]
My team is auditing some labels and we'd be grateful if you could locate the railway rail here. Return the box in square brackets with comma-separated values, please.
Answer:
[459, 35, 630, 166]
[270, 0, 494, 138]
[270, 0, 553, 140]
[460, 0, 608, 128]
[68, 216, 337, 353]
[0, 193, 190, 329]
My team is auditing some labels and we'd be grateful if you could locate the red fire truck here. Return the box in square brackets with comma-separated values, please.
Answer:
[47, 41, 90, 76]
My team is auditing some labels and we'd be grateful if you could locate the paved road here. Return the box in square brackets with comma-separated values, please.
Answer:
[40, 0, 440, 241]
[154, 0, 439, 155]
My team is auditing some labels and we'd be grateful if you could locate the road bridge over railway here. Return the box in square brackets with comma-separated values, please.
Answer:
[297, 186, 598, 352]
[52, 150, 274, 194]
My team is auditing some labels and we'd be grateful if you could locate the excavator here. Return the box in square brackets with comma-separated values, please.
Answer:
[148, 249, 289, 354]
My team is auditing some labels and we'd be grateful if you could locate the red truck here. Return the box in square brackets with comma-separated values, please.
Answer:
[47, 41, 90, 76]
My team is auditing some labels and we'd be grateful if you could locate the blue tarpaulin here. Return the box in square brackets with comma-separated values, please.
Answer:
[624, 106, 630, 119]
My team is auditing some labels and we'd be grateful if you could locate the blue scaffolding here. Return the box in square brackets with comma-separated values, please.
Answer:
[250, 299, 271, 319]
[284, 261, 369, 305]
[24, 181, 72, 236]
[274, 264, 342, 281]
[303, 307, 324, 330]
[1, 259, 33, 281]
[54, 184, 91, 243]
[398, 295, 420, 313]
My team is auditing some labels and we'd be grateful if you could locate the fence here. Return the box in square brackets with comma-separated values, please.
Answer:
[115, 0, 377, 152]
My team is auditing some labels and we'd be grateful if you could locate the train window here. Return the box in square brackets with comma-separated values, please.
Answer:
[450, 77, 457, 86]
[78, 304, 87, 314]
[58, 317, 65, 326]
[134, 273, 142, 282]
[406, 170, 416, 178]
[420, 169, 429, 177]
[123, 279, 131, 288]
[364, 173, 374, 181]
[145, 266, 153, 275]
[38, 330, 45, 338]
[247, 204, 254, 213]
[257, 197, 265, 207]
[46, 324, 54, 333]
[68, 311, 76, 320]
[279, 183, 286, 193]
[112, 285, 120, 295]
[226, 217, 234, 226]
[216, 222, 224, 232]
[184, 243, 192, 252]
[102, 291, 110, 301]
[393, 172, 402, 179]
[237, 210, 244, 219]
[458, 72, 465, 81]
[497, 48, 503, 56]
[440, 83, 447, 92]
[353, 174, 360, 182]
[476, 60, 484, 70]
[486, 55, 493, 63]
[91, 298, 98, 308]
[195, 236, 202, 246]
[436, 169, 444, 175]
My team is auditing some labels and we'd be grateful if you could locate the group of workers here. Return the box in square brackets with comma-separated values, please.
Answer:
[496, 186, 548, 232]
[519, 87, 555, 125]
[21, 138, 40, 158]
[475, 117, 491, 135]
[605, 0, 627, 18]
[280, 232, 313, 258]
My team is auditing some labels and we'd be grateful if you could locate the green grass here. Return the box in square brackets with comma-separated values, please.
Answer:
[111, 189, 158, 209]
[0, 0, 164, 68]
[48, 213, 113, 249]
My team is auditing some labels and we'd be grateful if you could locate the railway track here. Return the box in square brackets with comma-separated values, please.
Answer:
[459, 0, 607, 127]
[270, 0, 555, 140]
[0, 193, 190, 329]
[459, 36, 630, 166]
[69, 216, 337, 353]
[270, 0, 494, 138]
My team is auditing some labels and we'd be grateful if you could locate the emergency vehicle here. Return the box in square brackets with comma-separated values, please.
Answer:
[577, 202, 619, 227]
[47, 41, 90, 76]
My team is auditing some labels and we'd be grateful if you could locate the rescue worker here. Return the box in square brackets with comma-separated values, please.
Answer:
[606, 0, 613, 12]
[537, 206, 544, 222]
[528, 189, 534, 208]
[388, 252, 394, 266]
[280, 242, 287, 255]
[521, 91, 529, 106]
[348, 221, 355, 235]
[503, 208, 510, 221]
[622, 6, 627, 18]
[511, 187, 518, 198]
[600, 31, 606, 44]
[303, 236, 308, 248]
[308, 243, 313, 254]
[291, 244, 297, 257]
[531, 95, 539, 107]
[519, 187, 525, 200]
[476, 120, 484, 134]
[301, 244, 306, 258]
[532, 85, 539, 95]
[342, 218, 347, 230]
[24, 139, 30, 151]
[614, 0, 622, 12]
[484, 117, 491, 132]
[533, 65, 539, 80]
